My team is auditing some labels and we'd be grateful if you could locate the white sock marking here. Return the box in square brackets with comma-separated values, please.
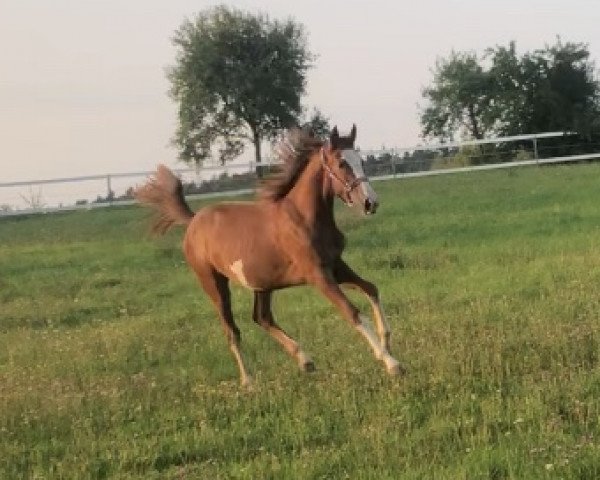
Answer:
[230, 259, 252, 289]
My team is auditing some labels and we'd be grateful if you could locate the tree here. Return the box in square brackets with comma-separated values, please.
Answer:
[420, 51, 495, 141]
[301, 108, 331, 138]
[488, 40, 600, 138]
[420, 40, 600, 142]
[168, 6, 313, 166]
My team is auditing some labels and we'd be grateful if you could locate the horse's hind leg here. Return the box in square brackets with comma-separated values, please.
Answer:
[194, 266, 251, 387]
[253, 291, 315, 372]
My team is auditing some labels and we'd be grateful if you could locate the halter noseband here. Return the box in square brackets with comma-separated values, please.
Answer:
[320, 148, 367, 194]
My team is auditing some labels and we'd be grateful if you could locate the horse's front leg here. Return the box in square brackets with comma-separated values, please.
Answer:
[333, 259, 393, 354]
[310, 268, 402, 376]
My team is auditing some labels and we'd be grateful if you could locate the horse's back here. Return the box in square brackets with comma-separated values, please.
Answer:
[193, 201, 274, 234]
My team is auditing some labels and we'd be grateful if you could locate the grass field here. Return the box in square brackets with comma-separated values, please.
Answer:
[1, 164, 600, 479]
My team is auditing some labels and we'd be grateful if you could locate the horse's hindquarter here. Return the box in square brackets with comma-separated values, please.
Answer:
[183, 202, 301, 290]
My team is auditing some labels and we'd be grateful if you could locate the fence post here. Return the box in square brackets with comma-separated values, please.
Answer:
[107, 175, 112, 204]
[533, 136, 539, 164]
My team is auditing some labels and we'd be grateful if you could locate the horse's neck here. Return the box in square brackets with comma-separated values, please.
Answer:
[286, 154, 336, 229]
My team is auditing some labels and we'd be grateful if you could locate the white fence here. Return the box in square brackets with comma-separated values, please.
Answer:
[0, 162, 263, 216]
[1, 131, 599, 217]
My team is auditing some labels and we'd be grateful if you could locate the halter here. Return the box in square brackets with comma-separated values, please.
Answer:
[320, 148, 367, 194]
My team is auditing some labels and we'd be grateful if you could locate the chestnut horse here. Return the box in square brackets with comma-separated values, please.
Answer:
[135, 126, 403, 386]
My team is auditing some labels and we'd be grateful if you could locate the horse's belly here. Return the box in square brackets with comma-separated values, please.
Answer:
[222, 251, 304, 291]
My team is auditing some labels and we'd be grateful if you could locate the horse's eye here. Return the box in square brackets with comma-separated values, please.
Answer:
[339, 159, 348, 168]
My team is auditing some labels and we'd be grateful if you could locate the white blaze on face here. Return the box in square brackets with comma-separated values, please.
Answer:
[230, 259, 251, 289]
[342, 149, 378, 203]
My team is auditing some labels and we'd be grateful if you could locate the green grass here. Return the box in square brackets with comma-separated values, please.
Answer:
[2, 164, 600, 479]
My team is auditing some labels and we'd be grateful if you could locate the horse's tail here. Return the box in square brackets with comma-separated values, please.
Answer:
[134, 164, 194, 235]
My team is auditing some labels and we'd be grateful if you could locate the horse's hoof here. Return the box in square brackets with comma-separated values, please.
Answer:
[386, 361, 407, 376]
[297, 351, 315, 372]
[240, 375, 254, 389]
[301, 360, 316, 373]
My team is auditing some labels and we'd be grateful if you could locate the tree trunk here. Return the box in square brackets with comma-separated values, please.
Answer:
[467, 104, 483, 139]
[252, 128, 264, 178]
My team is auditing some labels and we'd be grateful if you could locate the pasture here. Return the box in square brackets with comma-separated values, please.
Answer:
[1, 164, 600, 479]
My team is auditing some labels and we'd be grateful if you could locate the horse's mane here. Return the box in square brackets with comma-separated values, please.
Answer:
[259, 128, 324, 202]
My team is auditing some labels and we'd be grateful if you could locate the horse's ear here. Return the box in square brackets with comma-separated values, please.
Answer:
[350, 124, 357, 144]
[330, 126, 339, 149]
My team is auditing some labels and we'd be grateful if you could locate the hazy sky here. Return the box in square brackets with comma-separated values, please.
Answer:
[1, 0, 599, 182]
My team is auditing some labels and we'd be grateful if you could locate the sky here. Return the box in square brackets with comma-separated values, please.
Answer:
[1, 0, 599, 184]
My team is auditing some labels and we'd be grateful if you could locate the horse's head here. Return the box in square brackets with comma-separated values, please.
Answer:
[321, 125, 378, 215]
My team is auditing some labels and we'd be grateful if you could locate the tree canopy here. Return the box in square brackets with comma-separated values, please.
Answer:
[168, 6, 313, 165]
[420, 39, 600, 142]
[301, 108, 331, 137]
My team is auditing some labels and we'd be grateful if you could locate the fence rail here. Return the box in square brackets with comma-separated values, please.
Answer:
[2, 131, 598, 217]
